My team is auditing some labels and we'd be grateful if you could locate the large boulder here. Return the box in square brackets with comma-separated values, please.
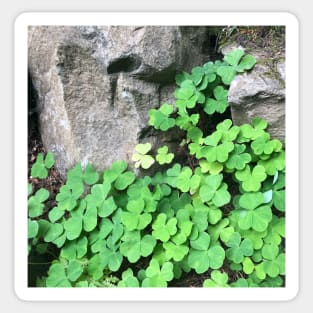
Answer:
[221, 43, 285, 143]
[28, 26, 210, 175]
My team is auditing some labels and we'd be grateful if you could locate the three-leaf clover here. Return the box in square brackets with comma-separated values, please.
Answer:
[199, 174, 231, 207]
[235, 165, 267, 192]
[118, 268, 140, 287]
[187, 231, 225, 274]
[152, 213, 177, 242]
[234, 192, 273, 232]
[120, 230, 156, 263]
[225, 232, 254, 264]
[31, 152, 55, 179]
[156, 146, 174, 165]
[225, 144, 252, 171]
[121, 198, 152, 231]
[28, 188, 49, 217]
[132, 143, 155, 169]
[203, 270, 229, 287]
[141, 259, 174, 287]
[217, 49, 256, 85]
[204, 86, 229, 115]
[148, 103, 176, 131]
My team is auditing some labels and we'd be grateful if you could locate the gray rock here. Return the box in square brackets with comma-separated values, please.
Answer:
[223, 44, 285, 143]
[28, 26, 210, 175]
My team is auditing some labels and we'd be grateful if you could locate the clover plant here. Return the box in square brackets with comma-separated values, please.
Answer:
[28, 49, 285, 288]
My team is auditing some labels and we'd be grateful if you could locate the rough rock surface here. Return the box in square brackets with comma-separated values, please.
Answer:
[28, 26, 210, 175]
[222, 44, 285, 143]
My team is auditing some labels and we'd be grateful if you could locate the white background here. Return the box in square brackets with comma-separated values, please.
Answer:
[3, 0, 308, 311]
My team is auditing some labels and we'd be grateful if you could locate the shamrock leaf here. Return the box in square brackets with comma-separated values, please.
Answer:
[44, 222, 64, 243]
[234, 192, 273, 232]
[217, 49, 256, 84]
[199, 160, 223, 175]
[262, 253, 285, 278]
[174, 80, 200, 112]
[225, 232, 254, 264]
[163, 240, 189, 262]
[121, 198, 152, 231]
[120, 231, 156, 263]
[203, 270, 229, 287]
[67, 260, 84, 282]
[56, 183, 84, 212]
[235, 165, 267, 192]
[237, 117, 268, 143]
[264, 216, 285, 245]
[204, 86, 229, 115]
[209, 218, 234, 243]
[251, 134, 282, 156]
[199, 174, 231, 207]
[176, 113, 200, 130]
[132, 143, 155, 169]
[114, 171, 135, 190]
[152, 213, 177, 242]
[102, 160, 127, 183]
[142, 259, 174, 287]
[60, 236, 88, 260]
[225, 144, 252, 171]
[28, 188, 49, 218]
[188, 232, 225, 273]
[148, 103, 176, 131]
[118, 268, 140, 287]
[201, 131, 234, 163]
[258, 151, 285, 175]
[156, 146, 174, 165]
[64, 216, 83, 240]
[31, 152, 55, 179]
[46, 262, 71, 287]
[67, 163, 99, 187]
[176, 166, 193, 192]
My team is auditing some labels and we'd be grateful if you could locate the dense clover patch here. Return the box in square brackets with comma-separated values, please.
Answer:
[28, 49, 285, 288]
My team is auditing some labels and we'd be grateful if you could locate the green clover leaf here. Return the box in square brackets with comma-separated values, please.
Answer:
[263, 253, 285, 278]
[152, 213, 177, 242]
[120, 231, 156, 263]
[217, 49, 256, 85]
[118, 269, 140, 287]
[199, 174, 231, 207]
[149, 103, 176, 131]
[114, 171, 135, 190]
[56, 184, 83, 212]
[204, 86, 229, 115]
[60, 236, 88, 260]
[235, 165, 267, 192]
[67, 163, 99, 187]
[199, 160, 223, 175]
[251, 134, 282, 156]
[156, 145, 174, 165]
[188, 231, 225, 273]
[28, 219, 39, 239]
[258, 151, 285, 175]
[121, 198, 152, 231]
[28, 188, 50, 218]
[234, 192, 273, 232]
[67, 260, 84, 282]
[225, 232, 254, 264]
[225, 144, 252, 171]
[46, 262, 71, 287]
[132, 143, 155, 169]
[142, 259, 174, 287]
[203, 270, 229, 287]
[31, 152, 55, 179]
[102, 160, 127, 183]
